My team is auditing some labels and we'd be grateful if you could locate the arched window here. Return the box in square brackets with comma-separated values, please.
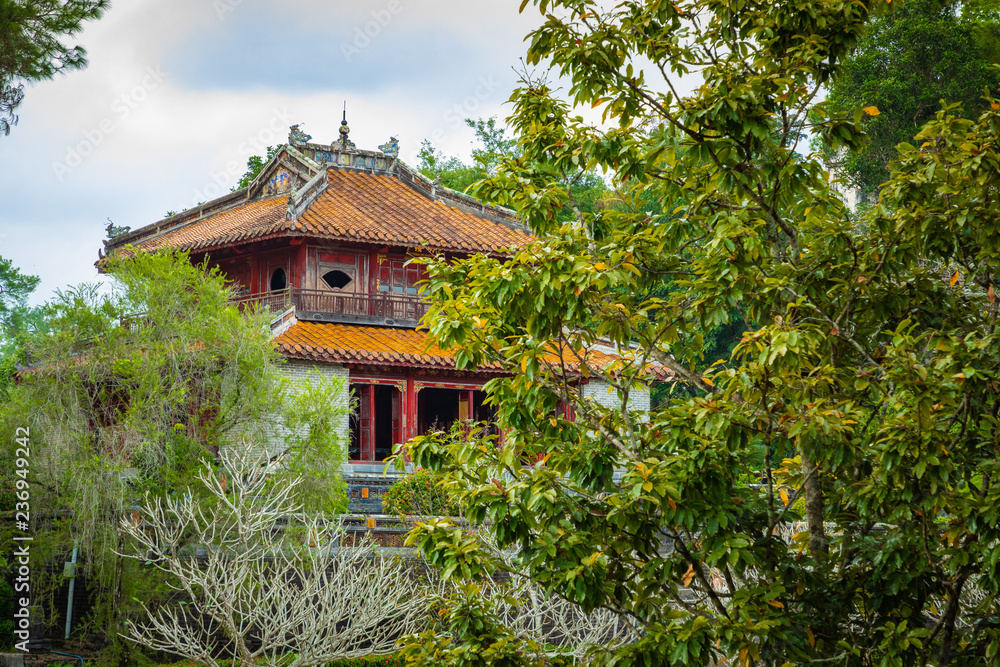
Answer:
[322, 269, 353, 290]
[270, 267, 287, 291]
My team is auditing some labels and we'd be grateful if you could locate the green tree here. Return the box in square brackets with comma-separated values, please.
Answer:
[1, 250, 348, 665]
[416, 139, 483, 193]
[467, 116, 518, 176]
[232, 144, 281, 192]
[0, 0, 108, 135]
[826, 0, 1000, 194]
[0, 255, 38, 314]
[0, 255, 43, 401]
[417, 117, 519, 190]
[419, 116, 608, 220]
[395, 0, 1000, 664]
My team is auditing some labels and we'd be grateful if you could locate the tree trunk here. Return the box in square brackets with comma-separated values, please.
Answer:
[800, 449, 828, 556]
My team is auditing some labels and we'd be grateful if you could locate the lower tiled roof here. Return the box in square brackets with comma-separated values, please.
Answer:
[276, 321, 467, 369]
[274, 322, 661, 379]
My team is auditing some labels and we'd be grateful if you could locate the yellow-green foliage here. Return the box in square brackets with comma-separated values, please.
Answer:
[395, 0, 1000, 664]
[0, 250, 348, 665]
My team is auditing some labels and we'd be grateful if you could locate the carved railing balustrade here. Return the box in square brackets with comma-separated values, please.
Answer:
[231, 288, 429, 327]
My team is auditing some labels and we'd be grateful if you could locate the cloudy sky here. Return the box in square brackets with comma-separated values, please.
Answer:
[0, 0, 557, 304]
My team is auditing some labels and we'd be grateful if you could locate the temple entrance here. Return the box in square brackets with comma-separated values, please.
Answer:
[349, 382, 494, 461]
[349, 383, 400, 462]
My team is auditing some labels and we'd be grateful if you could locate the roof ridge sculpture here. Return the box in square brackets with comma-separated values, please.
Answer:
[286, 168, 329, 224]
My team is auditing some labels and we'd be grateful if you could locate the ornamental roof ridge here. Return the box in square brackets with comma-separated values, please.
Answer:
[102, 188, 255, 255]
[246, 144, 322, 199]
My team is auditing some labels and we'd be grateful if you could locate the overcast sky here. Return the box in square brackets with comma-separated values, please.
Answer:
[0, 0, 560, 305]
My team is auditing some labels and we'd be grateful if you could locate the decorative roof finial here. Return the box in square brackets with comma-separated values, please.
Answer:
[338, 101, 355, 149]
[105, 217, 130, 240]
[378, 136, 399, 158]
[289, 123, 311, 145]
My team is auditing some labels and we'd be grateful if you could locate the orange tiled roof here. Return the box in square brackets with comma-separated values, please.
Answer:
[276, 321, 476, 369]
[136, 195, 290, 253]
[274, 321, 658, 378]
[296, 170, 531, 253]
[123, 169, 531, 256]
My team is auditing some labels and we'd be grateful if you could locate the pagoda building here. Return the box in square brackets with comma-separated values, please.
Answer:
[101, 121, 650, 511]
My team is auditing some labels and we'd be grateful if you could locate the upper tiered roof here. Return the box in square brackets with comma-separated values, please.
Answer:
[102, 124, 532, 259]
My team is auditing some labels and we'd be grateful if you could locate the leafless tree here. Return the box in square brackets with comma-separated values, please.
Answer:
[478, 536, 638, 659]
[119, 448, 427, 667]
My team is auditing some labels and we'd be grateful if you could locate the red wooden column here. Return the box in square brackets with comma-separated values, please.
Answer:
[368, 249, 380, 293]
[391, 387, 402, 445]
[294, 240, 307, 289]
[369, 249, 381, 319]
[249, 254, 259, 293]
[405, 375, 417, 441]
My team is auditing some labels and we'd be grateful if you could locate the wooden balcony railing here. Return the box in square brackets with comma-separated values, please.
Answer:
[231, 288, 429, 327]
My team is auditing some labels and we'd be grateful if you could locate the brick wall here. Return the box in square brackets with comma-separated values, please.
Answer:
[581, 379, 650, 413]
[581, 379, 650, 484]
[273, 360, 352, 454]
[280, 359, 350, 389]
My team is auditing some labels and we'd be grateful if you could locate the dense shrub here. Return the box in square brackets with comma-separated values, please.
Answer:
[324, 656, 405, 667]
[0, 479, 13, 512]
[0, 576, 12, 650]
[163, 656, 406, 667]
[381, 469, 458, 516]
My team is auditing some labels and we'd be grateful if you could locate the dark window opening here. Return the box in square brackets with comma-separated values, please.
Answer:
[270, 267, 287, 291]
[349, 383, 400, 462]
[418, 388, 496, 438]
[473, 391, 496, 423]
[418, 388, 460, 434]
[374, 385, 396, 461]
[322, 269, 353, 290]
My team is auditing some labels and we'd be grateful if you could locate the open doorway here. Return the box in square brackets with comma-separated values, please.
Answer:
[269, 267, 287, 291]
[417, 388, 494, 435]
[349, 384, 400, 462]
[417, 388, 458, 434]
[472, 390, 495, 423]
